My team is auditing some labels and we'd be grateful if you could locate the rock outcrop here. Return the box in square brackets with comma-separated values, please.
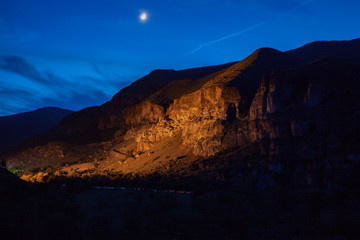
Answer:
[5, 38, 360, 187]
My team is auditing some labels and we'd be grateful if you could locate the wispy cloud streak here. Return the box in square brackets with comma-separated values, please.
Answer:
[0, 54, 136, 115]
[185, 21, 264, 56]
[293, 0, 316, 10]
[184, 0, 316, 56]
[0, 55, 60, 85]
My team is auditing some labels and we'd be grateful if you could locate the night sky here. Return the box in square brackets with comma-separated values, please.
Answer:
[0, 0, 359, 116]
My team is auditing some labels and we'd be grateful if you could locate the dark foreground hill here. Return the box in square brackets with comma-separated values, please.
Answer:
[0, 107, 73, 148]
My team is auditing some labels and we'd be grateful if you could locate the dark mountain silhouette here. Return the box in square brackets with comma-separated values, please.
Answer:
[0, 168, 24, 188]
[4, 38, 360, 191]
[0, 107, 73, 148]
[286, 38, 360, 63]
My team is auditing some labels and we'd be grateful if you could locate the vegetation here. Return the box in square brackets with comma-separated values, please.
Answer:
[8, 168, 21, 174]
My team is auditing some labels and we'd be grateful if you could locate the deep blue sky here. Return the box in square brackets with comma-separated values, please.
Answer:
[0, 0, 359, 116]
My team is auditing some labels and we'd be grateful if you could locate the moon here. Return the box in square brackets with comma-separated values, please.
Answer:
[139, 12, 148, 22]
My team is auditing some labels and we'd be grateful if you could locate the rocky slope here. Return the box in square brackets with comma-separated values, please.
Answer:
[5, 38, 360, 188]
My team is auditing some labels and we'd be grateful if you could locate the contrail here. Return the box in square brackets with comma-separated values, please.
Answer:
[184, 0, 316, 56]
[185, 21, 264, 56]
[293, 0, 315, 10]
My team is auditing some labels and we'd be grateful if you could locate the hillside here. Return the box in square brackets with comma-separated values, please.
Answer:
[0, 107, 73, 148]
[5, 38, 360, 190]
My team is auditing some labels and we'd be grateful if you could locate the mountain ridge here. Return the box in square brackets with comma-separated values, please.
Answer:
[0, 107, 73, 148]
[4, 38, 360, 190]
[286, 38, 360, 63]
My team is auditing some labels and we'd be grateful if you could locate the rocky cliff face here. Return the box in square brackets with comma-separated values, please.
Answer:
[5, 39, 360, 187]
[247, 58, 360, 187]
[125, 48, 302, 157]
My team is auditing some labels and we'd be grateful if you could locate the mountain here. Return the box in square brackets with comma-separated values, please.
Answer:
[5, 38, 360, 189]
[286, 38, 360, 63]
[0, 107, 73, 148]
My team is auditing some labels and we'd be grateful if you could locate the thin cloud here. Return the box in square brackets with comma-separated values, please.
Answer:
[292, 0, 315, 11]
[0, 55, 135, 116]
[185, 22, 264, 56]
[90, 64, 134, 88]
[0, 86, 37, 116]
[0, 55, 60, 85]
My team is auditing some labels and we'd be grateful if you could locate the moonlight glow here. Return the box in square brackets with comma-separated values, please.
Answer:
[139, 12, 148, 22]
